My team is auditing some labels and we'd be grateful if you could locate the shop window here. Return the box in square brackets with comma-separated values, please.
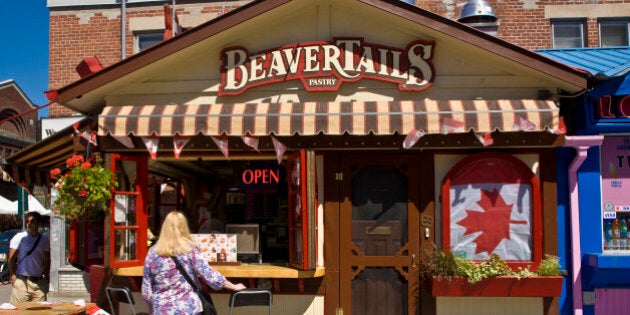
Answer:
[441, 152, 543, 269]
[601, 136, 630, 252]
[108, 154, 148, 268]
[599, 18, 630, 47]
[552, 19, 586, 48]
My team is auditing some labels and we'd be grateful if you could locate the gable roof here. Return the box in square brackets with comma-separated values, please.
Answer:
[54, 0, 588, 115]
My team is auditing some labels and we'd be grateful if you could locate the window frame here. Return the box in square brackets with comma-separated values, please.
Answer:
[441, 152, 543, 270]
[287, 150, 318, 270]
[134, 31, 164, 53]
[107, 153, 149, 268]
[599, 18, 630, 47]
[551, 18, 587, 48]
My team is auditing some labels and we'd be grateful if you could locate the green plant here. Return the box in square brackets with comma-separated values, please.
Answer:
[50, 154, 118, 220]
[537, 255, 560, 276]
[420, 249, 561, 284]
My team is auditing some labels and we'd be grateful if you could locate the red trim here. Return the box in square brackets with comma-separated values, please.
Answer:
[108, 154, 149, 268]
[441, 152, 543, 269]
[431, 276, 563, 297]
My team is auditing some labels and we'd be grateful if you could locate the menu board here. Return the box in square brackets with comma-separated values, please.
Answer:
[191, 234, 237, 262]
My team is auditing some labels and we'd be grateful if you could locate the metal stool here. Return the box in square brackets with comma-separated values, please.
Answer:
[228, 288, 272, 315]
[105, 284, 137, 315]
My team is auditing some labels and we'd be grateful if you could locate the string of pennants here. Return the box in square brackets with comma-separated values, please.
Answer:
[106, 115, 565, 162]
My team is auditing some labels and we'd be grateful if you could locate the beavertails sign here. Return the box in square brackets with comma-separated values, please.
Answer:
[219, 38, 435, 96]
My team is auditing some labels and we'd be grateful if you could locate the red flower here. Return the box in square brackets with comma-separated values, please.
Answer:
[65, 155, 85, 168]
[49, 168, 62, 180]
[79, 189, 87, 197]
[81, 161, 92, 169]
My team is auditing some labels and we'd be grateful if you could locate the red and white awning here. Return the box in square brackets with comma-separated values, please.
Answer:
[98, 99, 560, 137]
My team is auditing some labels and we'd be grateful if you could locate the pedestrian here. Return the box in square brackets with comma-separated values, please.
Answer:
[142, 211, 246, 314]
[8, 212, 50, 304]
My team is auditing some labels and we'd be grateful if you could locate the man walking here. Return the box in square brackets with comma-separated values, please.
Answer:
[8, 212, 50, 303]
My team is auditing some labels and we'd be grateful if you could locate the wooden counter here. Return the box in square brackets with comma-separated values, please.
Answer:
[0, 302, 95, 315]
[113, 264, 325, 278]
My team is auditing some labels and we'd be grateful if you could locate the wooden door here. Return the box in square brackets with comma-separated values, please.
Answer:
[339, 154, 421, 315]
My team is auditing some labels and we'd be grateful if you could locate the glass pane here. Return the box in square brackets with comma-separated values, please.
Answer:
[293, 229, 303, 263]
[114, 229, 137, 261]
[137, 33, 163, 52]
[352, 166, 408, 256]
[352, 267, 407, 315]
[115, 159, 138, 192]
[601, 22, 629, 47]
[553, 22, 584, 48]
[114, 194, 137, 226]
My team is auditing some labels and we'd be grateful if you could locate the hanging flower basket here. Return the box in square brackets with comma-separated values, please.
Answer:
[431, 275, 563, 297]
[50, 154, 118, 220]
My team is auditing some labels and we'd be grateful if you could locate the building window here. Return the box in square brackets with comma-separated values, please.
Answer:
[441, 152, 543, 269]
[135, 32, 163, 53]
[552, 19, 586, 48]
[599, 18, 630, 47]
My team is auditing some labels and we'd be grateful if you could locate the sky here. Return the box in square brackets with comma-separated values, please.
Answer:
[0, 1, 49, 118]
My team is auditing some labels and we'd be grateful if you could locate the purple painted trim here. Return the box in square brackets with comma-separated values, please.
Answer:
[564, 136, 604, 315]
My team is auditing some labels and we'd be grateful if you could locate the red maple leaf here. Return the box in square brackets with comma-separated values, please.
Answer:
[456, 188, 513, 255]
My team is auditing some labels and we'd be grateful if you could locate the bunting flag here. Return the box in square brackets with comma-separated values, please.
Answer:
[512, 116, 536, 131]
[402, 128, 425, 149]
[86, 304, 110, 315]
[555, 117, 567, 134]
[441, 118, 465, 134]
[475, 133, 494, 146]
[142, 136, 160, 159]
[271, 135, 287, 165]
[72, 121, 80, 133]
[173, 135, 190, 158]
[211, 136, 229, 159]
[82, 131, 98, 146]
[241, 135, 260, 152]
[111, 135, 135, 148]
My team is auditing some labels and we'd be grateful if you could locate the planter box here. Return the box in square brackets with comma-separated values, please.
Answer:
[431, 276, 563, 297]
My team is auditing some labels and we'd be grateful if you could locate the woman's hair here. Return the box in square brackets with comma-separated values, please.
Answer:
[153, 211, 196, 257]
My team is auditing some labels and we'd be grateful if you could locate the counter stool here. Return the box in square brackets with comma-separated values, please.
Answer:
[105, 284, 137, 315]
[228, 288, 272, 315]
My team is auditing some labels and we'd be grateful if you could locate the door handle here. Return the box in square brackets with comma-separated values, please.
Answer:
[411, 253, 416, 268]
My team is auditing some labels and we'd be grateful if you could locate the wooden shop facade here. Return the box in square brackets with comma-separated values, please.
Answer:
[8, 0, 588, 314]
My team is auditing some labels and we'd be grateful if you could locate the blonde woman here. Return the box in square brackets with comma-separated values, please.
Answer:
[142, 211, 246, 314]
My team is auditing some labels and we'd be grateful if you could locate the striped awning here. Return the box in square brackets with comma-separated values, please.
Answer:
[98, 100, 559, 137]
[7, 117, 92, 186]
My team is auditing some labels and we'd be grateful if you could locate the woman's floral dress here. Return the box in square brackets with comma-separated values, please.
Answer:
[142, 246, 226, 314]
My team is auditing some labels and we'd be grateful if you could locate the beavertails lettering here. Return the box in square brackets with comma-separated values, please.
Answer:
[219, 38, 435, 95]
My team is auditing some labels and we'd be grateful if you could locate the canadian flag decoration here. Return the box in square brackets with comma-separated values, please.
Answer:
[475, 133, 494, 146]
[241, 135, 260, 152]
[173, 135, 190, 159]
[111, 135, 135, 148]
[512, 116, 536, 131]
[403, 128, 425, 149]
[441, 118, 465, 134]
[142, 136, 160, 159]
[86, 304, 110, 315]
[211, 136, 229, 159]
[271, 135, 287, 165]
[448, 158, 532, 260]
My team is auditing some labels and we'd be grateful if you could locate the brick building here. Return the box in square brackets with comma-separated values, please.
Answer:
[0, 80, 37, 200]
[46, 0, 630, 117]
